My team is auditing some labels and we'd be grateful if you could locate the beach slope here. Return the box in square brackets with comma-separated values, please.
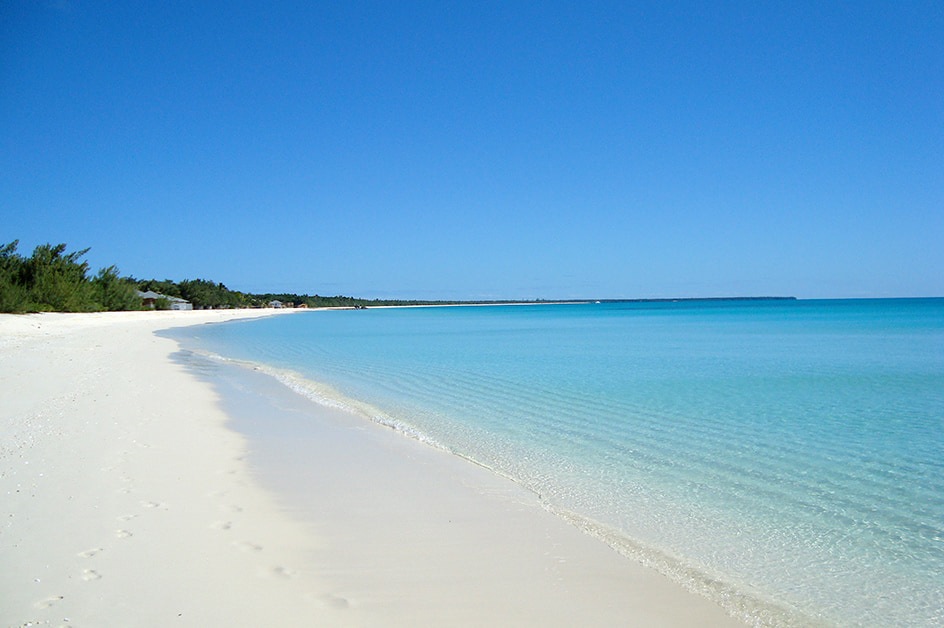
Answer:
[1, 310, 743, 627]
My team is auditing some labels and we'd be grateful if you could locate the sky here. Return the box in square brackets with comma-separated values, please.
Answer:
[2, 1, 942, 300]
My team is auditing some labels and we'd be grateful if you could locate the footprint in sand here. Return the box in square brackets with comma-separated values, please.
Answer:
[78, 548, 103, 558]
[321, 594, 350, 610]
[211, 521, 233, 531]
[115, 529, 133, 539]
[233, 541, 262, 552]
[34, 595, 63, 609]
[269, 566, 295, 579]
[117, 513, 138, 522]
[140, 500, 166, 509]
[82, 569, 102, 581]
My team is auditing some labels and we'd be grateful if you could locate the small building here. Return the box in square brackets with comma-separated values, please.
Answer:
[269, 300, 283, 309]
[168, 296, 193, 311]
[137, 290, 162, 308]
[137, 290, 192, 310]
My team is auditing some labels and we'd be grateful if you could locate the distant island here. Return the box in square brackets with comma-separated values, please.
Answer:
[0, 240, 795, 314]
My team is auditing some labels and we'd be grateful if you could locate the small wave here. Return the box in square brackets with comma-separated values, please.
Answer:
[193, 348, 450, 451]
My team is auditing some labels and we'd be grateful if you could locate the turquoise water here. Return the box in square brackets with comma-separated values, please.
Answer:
[175, 299, 944, 626]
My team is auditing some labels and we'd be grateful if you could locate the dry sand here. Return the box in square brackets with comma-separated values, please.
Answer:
[1, 310, 744, 627]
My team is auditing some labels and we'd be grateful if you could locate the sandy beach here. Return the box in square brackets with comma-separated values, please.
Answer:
[1, 310, 743, 627]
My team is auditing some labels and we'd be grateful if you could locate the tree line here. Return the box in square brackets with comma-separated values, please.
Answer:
[1, 241, 140, 313]
[0, 240, 470, 313]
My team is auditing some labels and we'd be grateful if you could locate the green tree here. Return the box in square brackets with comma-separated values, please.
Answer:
[94, 265, 141, 311]
[0, 240, 29, 313]
[178, 278, 246, 309]
[21, 243, 98, 312]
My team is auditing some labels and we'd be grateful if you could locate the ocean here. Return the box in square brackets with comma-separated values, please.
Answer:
[172, 298, 944, 626]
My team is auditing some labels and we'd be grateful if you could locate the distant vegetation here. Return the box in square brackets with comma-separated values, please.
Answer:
[1, 239, 794, 314]
[0, 240, 477, 313]
[134, 276, 465, 310]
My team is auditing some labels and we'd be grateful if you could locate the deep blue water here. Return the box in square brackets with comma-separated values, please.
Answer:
[175, 299, 944, 626]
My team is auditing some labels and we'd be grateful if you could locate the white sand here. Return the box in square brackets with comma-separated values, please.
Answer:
[1, 310, 744, 627]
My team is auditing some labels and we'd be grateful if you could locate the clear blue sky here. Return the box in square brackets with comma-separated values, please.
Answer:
[2, 1, 942, 299]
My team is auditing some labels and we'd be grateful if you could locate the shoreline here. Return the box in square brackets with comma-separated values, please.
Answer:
[2, 310, 743, 626]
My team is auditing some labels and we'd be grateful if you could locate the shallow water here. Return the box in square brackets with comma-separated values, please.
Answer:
[171, 299, 944, 626]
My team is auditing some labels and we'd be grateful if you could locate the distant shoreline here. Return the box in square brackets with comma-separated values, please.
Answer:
[349, 296, 799, 309]
[592, 296, 797, 303]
